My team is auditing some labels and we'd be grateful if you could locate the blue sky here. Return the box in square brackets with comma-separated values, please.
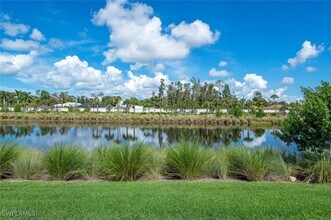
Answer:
[1, 0, 330, 100]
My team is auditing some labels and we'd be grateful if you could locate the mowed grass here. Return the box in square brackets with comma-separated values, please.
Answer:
[0, 181, 330, 219]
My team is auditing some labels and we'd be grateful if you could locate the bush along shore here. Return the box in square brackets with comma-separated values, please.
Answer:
[0, 112, 285, 126]
[1, 142, 330, 183]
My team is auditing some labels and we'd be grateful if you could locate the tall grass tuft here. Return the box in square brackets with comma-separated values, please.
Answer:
[147, 148, 166, 179]
[227, 148, 268, 181]
[263, 148, 293, 181]
[166, 142, 212, 179]
[43, 144, 86, 180]
[13, 149, 42, 179]
[308, 156, 331, 183]
[99, 143, 153, 181]
[0, 142, 19, 179]
[208, 148, 228, 179]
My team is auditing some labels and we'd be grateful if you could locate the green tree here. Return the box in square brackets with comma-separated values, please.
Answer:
[278, 82, 331, 155]
[270, 94, 279, 104]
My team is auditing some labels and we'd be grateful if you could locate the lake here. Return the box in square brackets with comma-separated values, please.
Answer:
[0, 122, 297, 151]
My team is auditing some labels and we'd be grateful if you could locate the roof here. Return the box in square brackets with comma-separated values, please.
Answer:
[263, 104, 286, 110]
[53, 102, 82, 107]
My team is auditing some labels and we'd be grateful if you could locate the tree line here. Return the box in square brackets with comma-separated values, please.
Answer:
[0, 78, 296, 114]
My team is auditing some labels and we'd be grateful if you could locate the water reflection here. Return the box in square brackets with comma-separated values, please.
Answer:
[0, 122, 296, 151]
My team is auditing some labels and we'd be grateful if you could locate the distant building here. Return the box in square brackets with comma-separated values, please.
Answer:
[53, 102, 82, 108]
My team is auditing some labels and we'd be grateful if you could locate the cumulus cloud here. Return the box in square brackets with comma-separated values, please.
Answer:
[283, 40, 324, 70]
[40, 56, 123, 89]
[209, 68, 230, 77]
[151, 63, 165, 72]
[92, 0, 219, 64]
[281, 77, 294, 84]
[218, 60, 227, 67]
[170, 20, 220, 47]
[30, 28, 46, 41]
[0, 21, 30, 37]
[226, 73, 268, 99]
[306, 66, 316, 72]
[243, 73, 267, 89]
[0, 51, 37, 74]
[265, 87, 288, 98]
[0, 38, 41, 51]
[118, 71, 169, 97]
[16, 55, 170, 98]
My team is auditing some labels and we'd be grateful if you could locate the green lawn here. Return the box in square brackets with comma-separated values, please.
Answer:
[0, 181, 330, 219]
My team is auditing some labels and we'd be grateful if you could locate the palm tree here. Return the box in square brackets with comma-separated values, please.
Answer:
[270, 94, 279, 105]
[14, 90, 23, 104]
[20, 92, 34, 111]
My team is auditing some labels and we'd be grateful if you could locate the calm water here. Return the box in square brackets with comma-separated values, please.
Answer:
[0, 122, 297, 151]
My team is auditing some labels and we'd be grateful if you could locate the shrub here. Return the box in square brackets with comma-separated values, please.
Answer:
[166, 142, 211, 179]
[84, 106, 91, 113]
[228, 106, 243, 117]
[227, 148, 268, 181]
[13, 150, 42, 179]
[13, 104, 21, 112]
[0, 142, 19, 179]
[255, 109, 266, 118]
[99, 144, 153, 181]
[43, 144, 86, 180]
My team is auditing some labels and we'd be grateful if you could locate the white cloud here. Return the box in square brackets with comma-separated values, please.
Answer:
[0, 21, 30, 37]
[129, 63, 148, 71]
[0, 51, 37, 74]
[281, 77, 294, 84]
[30, 28, 46, 41]
[105, 66, 123, 82]
[243, 73, 267, 89]
[0, 38, 41, 51]
[151, 63, 165, 72]
[170, 20, 220, 47]
[48, 38, 65, 49]
[92, 0, 219, 64]
[209, 68, 230, 77]
[16, 55, 170, 98]
[281, 64, 289, 71]
[285, 40, 324, 69]
[306, 66, 316, 72]
[119, 71, 169, 97]
[266, 87, 288, 98]
[218, 60, 227, 67]
[226, 73, 268, 99]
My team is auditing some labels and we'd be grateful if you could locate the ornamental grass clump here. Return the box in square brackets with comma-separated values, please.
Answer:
[227, 148, 268, 181]
[298, 152, 331, 183]
[263, 148, 293, 181]
[208, 148, 228, 179]
[43, 144, 87, 180]
[99, 143, 153, 181]
[166, 142, 212, 179]
[13, 149, 42, 179]
[0, 142, 20, 179]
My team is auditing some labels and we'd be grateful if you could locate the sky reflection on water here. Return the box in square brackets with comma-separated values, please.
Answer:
[0, 122, 297, 151]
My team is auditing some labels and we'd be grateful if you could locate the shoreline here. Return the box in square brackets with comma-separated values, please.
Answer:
[0, 112, 285, 126]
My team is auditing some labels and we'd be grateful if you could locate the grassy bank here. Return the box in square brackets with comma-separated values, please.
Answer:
[0, 112, 285, 126]
[0, 181, 330, 219]
[1, 142, 330, 183]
